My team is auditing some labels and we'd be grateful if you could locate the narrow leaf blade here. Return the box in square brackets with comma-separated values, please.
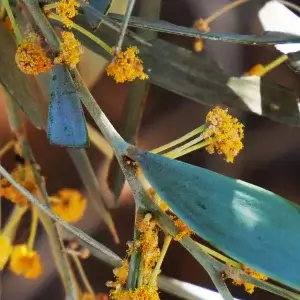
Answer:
[258, 0, 300, 53]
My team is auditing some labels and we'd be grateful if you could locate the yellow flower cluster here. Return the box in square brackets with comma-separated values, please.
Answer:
[0, 234, 43, 279]
[106, 47, 149, 83]
[110, 286, 160, 300]
[55, 31, 83, 69]
[50, 188, 87, 223]
[56, 0, 80, 28]
[232, 265, 268, 294]
[15, 35, 53, 75]
[108, 214, 160, 298]
[203, 106, 244, 163]
[107, 254, 130, 290]
[9, 244, 43, 279]
[112, 258, 129, 287]
[0, 163, 40, 206]
[136, 214, 160, 285]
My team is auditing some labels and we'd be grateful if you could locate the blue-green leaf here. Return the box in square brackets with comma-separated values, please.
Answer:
[48, 65, 89, 147]
[130, 149, 300, 291]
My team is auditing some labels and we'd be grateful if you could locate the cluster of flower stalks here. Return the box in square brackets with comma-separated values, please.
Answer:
[1, 0, 289, 299]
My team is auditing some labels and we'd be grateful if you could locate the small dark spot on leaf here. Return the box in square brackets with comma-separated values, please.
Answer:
[122, 155, 138, 170]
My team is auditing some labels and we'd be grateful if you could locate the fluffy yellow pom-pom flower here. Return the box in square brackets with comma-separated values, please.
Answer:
[55, 31, 83, 69]
[15, 35, 53, 75]
[9, 244, 43, 279]
[106, 46, 149, 83]
[0, 163, 41, 206]
[50, 188, 87, 223]
[0, 235, 12, 270]
[56, 0, 80, 28]
[203, 106, 244, 163]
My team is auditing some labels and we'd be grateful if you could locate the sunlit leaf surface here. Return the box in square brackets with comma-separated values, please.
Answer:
[131, 149, 300, 291]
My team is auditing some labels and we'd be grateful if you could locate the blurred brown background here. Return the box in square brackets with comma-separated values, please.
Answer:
[2, 0, 300, 299]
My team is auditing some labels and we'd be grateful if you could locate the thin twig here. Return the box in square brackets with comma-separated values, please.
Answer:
[205, 0, 248, 24]
[107, 0, 161, 205]
[278, 0, 300, 14]
[0, 140, 15, 158]
[67, 148, 119, 243]
[0, 164, 122, 263]
[71, 254, 95, 296]
[3, 95, 77, 300]
[115, 0, 136, 53]
[48, 12, 113, 54]
[2, 0, 22, 43]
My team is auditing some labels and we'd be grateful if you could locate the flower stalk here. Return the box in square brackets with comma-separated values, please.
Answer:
[1, 0, 22, 43]
[148, 235, 172, 286]
[245, 54, 288, 77]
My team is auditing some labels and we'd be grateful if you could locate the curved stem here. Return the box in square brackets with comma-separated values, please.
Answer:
[197, 243, 241, 269]
[0, 140, 15, 158]
[72, 254, 95, 296]
[0, 165, 121, 265]
[48, 12, 113, 54]
[2, 205, 27, 238]
[277, 0, 300, 14]
[115, 0, 136, 53]
[151, 125, 206, 154]
[164, 139, 213, 159]
[42, 2, 58, 12]
[261, 54, 288, 77]
[149, 234, 172, 286]
[205, 0, 248, 24]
